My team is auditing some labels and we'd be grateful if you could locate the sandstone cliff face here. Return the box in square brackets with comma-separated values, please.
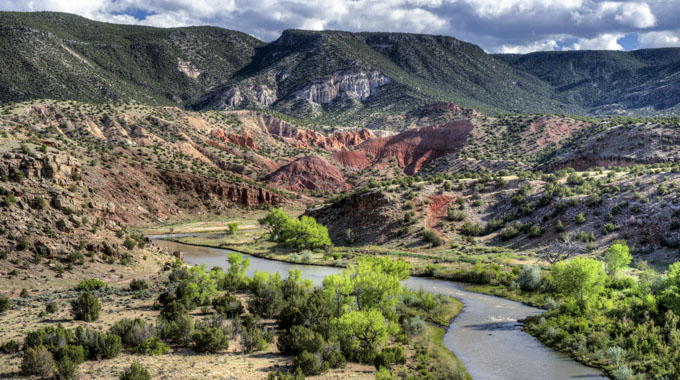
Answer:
[253, 85, 277, 106]
[212, 129, 258, 150]
[159, 170, 281, 207]
[256, 113, 374, 151]
[265, 156, 348, 191]
[213, 85, 277, 108]
[0, 152, 80, 183]
[293, 70, 390, 105]
[334, 120, 474, 175]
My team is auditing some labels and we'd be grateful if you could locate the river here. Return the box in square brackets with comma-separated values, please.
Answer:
[150, 237, 605, 380]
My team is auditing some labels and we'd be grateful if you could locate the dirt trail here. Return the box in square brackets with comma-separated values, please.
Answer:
[426, 194, 454, 233]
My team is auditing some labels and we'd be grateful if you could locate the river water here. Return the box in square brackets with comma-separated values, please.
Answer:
[151, 237, 605, 380]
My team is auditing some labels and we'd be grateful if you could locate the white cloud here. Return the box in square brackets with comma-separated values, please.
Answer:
[466, 0, 583, 19]
[565, 33, 625, 51]
[500, 39, 559, 53]
[614, 2, 656, 28]
[1, 0, 679, 52]
[638, 30, 680, 48]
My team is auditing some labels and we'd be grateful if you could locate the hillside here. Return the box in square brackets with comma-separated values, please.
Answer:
[4, 12, 680, 123]
[496, 49, 680, 116]
[0, 11, 262, 105]
[196, 29, 569, 124]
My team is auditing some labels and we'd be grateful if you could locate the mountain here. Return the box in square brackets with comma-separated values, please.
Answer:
[0, 11, 572, 125]
[495, 49, 680, 115]
[3, 11, 680, 124]
[0, 11, 262, 105]
[196, 29, 570, 124]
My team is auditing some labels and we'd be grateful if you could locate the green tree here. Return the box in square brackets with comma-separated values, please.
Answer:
[324, 257, 409, 315]
[71, 291, 101, 322]
[661, 262, 680, 315]
[21, 345, 55, 377]
[120, 362, 151, 380]
[224, 252, 250, 290]
[550, 257, 606, 305]
[228, 222, 238, 236]
[258, 208, 291, 241]
[172, 264, 217, 308]
[281, 216, 331, 250]
[335, 309, 389, 362]
[192, 324, 229, 353]
[603, 242, 632, 277]
[259, 209, 331, 249]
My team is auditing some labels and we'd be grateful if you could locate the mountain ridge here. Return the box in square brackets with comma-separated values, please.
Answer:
[2, 11, 680, 122]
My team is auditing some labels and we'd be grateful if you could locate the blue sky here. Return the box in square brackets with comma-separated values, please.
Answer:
[1, 0, 680, 53]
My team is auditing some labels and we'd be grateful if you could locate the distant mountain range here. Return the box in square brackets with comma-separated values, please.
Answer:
[2, 11, 680, 124]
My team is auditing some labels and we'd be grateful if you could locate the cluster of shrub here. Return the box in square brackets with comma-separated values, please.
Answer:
[149, 252, 457, 378]
[0, 241, 466, 380]
[452, 241, 680, 379]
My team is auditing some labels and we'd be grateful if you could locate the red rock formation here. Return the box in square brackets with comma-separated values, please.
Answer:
[528, 116, 589, 148]
[349, 120, 474, 175]
[205, 140, 278, 172]
[426, 194, 454, 229]
[159, 170, 281, 207]
[212, 129, 258, 150]
[331, 150, 372, 171]
[265, 156, 348, 191]
[258, 113, 373, 151]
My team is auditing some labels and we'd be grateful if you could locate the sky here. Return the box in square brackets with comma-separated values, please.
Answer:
[2, 0, 680, 53]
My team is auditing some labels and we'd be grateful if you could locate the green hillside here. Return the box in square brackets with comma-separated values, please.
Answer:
[3, 11, 680, 121]
[0, 11, 263, 105]
[495, 49, 680, 115]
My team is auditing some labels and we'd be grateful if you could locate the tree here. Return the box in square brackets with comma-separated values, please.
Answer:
[21, 345, 56, 377]
[421, 228, 443, 247]
[603, 242, 632, 277]
[172, 264, 217, 308]
[551, 257, 606, 305]
[660, 262, 680, 315]
[259, 209, 331, 249]
[224, 253, 250, 290]
[258, 208, 291, 241]
[192, 324, 229, 353]
[281, 216, 331, 250]
[541, 237, 582, 264]
[335, 309, 389, 362]
[71, 291, 101, 322]
[516, 264, 542, 291]
[120, 362, 151, 380]
[228, 222, 238, 236]
[0, 294, 9, 314]
[324, 257, 409, 314]
[277, 325, 324, 356]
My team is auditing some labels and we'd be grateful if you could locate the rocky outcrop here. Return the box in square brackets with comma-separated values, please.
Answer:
[158, 170, 281, 207]
[338, 120, 474, 175]
[332, 150, 372, 171]
[220, 87, 245, 107]
[542, 122, 680, 171]
[204, 84, 277, 108]
[0, 152, 80, 182]
[265, 156, 348, 191]
[252, 85, 277, 106]
[306, 190, 401, 245]
[257, 113, 374, 151]
[212, 129, 258, 150]
[293, 70, 390, 105]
